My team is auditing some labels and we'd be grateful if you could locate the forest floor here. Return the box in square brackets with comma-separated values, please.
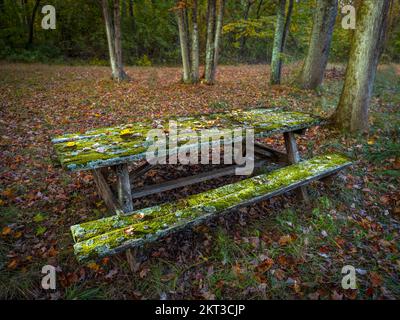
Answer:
[0, 62, 399, 300]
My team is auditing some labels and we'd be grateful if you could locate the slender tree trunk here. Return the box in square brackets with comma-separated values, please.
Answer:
[128, 0, 135, 30]
[256, 0, 264, 19]
[332, 0, 392, 133]
[277, 0, 293, 78]
[176, 4, 191, 83]
[102, 0, 118, 78]
[299, 0, 338, 89]
[101, 0, 128, 81]
[204, 0, 216, 84]
[211, 0, 225, 83]
[191, 0, 200, 82]
[113, 0, 128, 80]
[239, 0, 254, 59]
[270, 0, 286, 85]
[27, 0, 41, 48]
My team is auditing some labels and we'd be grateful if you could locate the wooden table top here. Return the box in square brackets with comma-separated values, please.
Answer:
[52, 108, 323, 171]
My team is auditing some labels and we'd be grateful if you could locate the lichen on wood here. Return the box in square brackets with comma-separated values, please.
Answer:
[52, 108, 323, 172]
[71, 153, 351, 261]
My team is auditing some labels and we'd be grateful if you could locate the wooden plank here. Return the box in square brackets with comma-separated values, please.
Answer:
[115, 164, 134, 213]
[71, 154, 351, 244]
[72, 155, 352, 260]
[130, 159, 269, 200]
[52, 109, 324, 172]
[254, 142, 288, 162]
[283, 132, 309, 202]
[111, 161, 155, 192]
[92, 169, 123, 214]
[129, 162, 154, 181]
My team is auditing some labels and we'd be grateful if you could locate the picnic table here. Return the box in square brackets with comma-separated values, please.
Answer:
[52, 108, 351, 266]
[52, 108, 321, 211]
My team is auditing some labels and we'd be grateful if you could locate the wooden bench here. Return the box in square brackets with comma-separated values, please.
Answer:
[70, 154, 351, 262]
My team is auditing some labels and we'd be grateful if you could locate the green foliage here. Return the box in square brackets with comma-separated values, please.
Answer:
[0, 0, 399, 64]
[135, 54, 152, 66]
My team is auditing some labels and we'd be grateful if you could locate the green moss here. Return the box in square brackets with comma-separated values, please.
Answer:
[71, 153, 351, 261]
[52, 108, 323, 171]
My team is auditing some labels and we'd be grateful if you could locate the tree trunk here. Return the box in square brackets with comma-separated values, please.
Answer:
[278, 0, 293, 78]
[113, 0, 128, 80]
[204, 0, 216, 84]
[256, 0, 264, 19]
[270, 0, 286, 85]
[239, 0, 254, 59]
[332, 0, 392, 133]
[27, 0, 41, 48]
[211, 0, 225, 82]
[299, 0, 338, 89]
[177, 5, 191, 83]
[101, 0, 128, 81]
[128, 0, 135, 30]
[191, 0, 200, 83]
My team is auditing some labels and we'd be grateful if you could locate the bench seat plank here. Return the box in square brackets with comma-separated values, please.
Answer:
[52, 108, 323, 171]
[71, 153, 351, 261]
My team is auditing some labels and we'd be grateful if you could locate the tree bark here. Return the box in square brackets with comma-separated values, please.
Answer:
[27, 0, 41, 48]
[176, 3, 191, 83]
[113, 0, 128, 80]
[270, 0, 286, 85]
[278, 0, 293, 78]
[211, 0, 225, 83]
[239, 0, 254, 59]
[299, 0, 338, 89]
[256, 0, 264, 19]
[204, 0, 216, 84]
[128, 0, 135, 31]
[332, 0, 392, 133]
[191, 0, 200, 83]
[101, 0, 128, 81]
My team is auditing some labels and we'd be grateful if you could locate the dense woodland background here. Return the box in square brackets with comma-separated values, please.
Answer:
[0, 0, 399, 66]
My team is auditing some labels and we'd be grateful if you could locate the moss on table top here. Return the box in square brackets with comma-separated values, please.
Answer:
[52, 108, 323, 171]
[71, 153, 351, 261]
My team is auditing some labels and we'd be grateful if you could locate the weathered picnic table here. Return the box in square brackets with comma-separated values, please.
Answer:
[52, 108, 351, 268]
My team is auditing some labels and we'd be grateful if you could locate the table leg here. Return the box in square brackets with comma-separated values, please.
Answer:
[283, 132, 310, 203]
[115, 163, 145, 271]
[92, 168, 123, 214]
[115, 163, 133, 213]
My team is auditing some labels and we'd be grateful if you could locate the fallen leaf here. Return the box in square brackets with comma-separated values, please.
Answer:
[370, 272, 382, 287]
[278, 234, 293, 246]
[1, 226, 12, 236]
[255, 258, 274, 274]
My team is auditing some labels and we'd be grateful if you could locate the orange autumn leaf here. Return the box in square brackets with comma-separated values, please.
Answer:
[278, 234, 293, 246]
[370, 272, 382, 287]
[1, 226, 12, 236]
[255, 258, 274, 274]
[7, 259, 18, 269]
[87, 262, 100, 272]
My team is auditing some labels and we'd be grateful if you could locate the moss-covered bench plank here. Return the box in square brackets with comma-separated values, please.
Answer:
[52, 108, 323, 172]
[71, 153, 351, 261]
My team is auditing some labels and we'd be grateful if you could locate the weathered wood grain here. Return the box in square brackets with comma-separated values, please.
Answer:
[92, 169, 123, 215]
[52, 108, 323, 172]
[71, 154, 351, 261]
[284, 132, 309, 202]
